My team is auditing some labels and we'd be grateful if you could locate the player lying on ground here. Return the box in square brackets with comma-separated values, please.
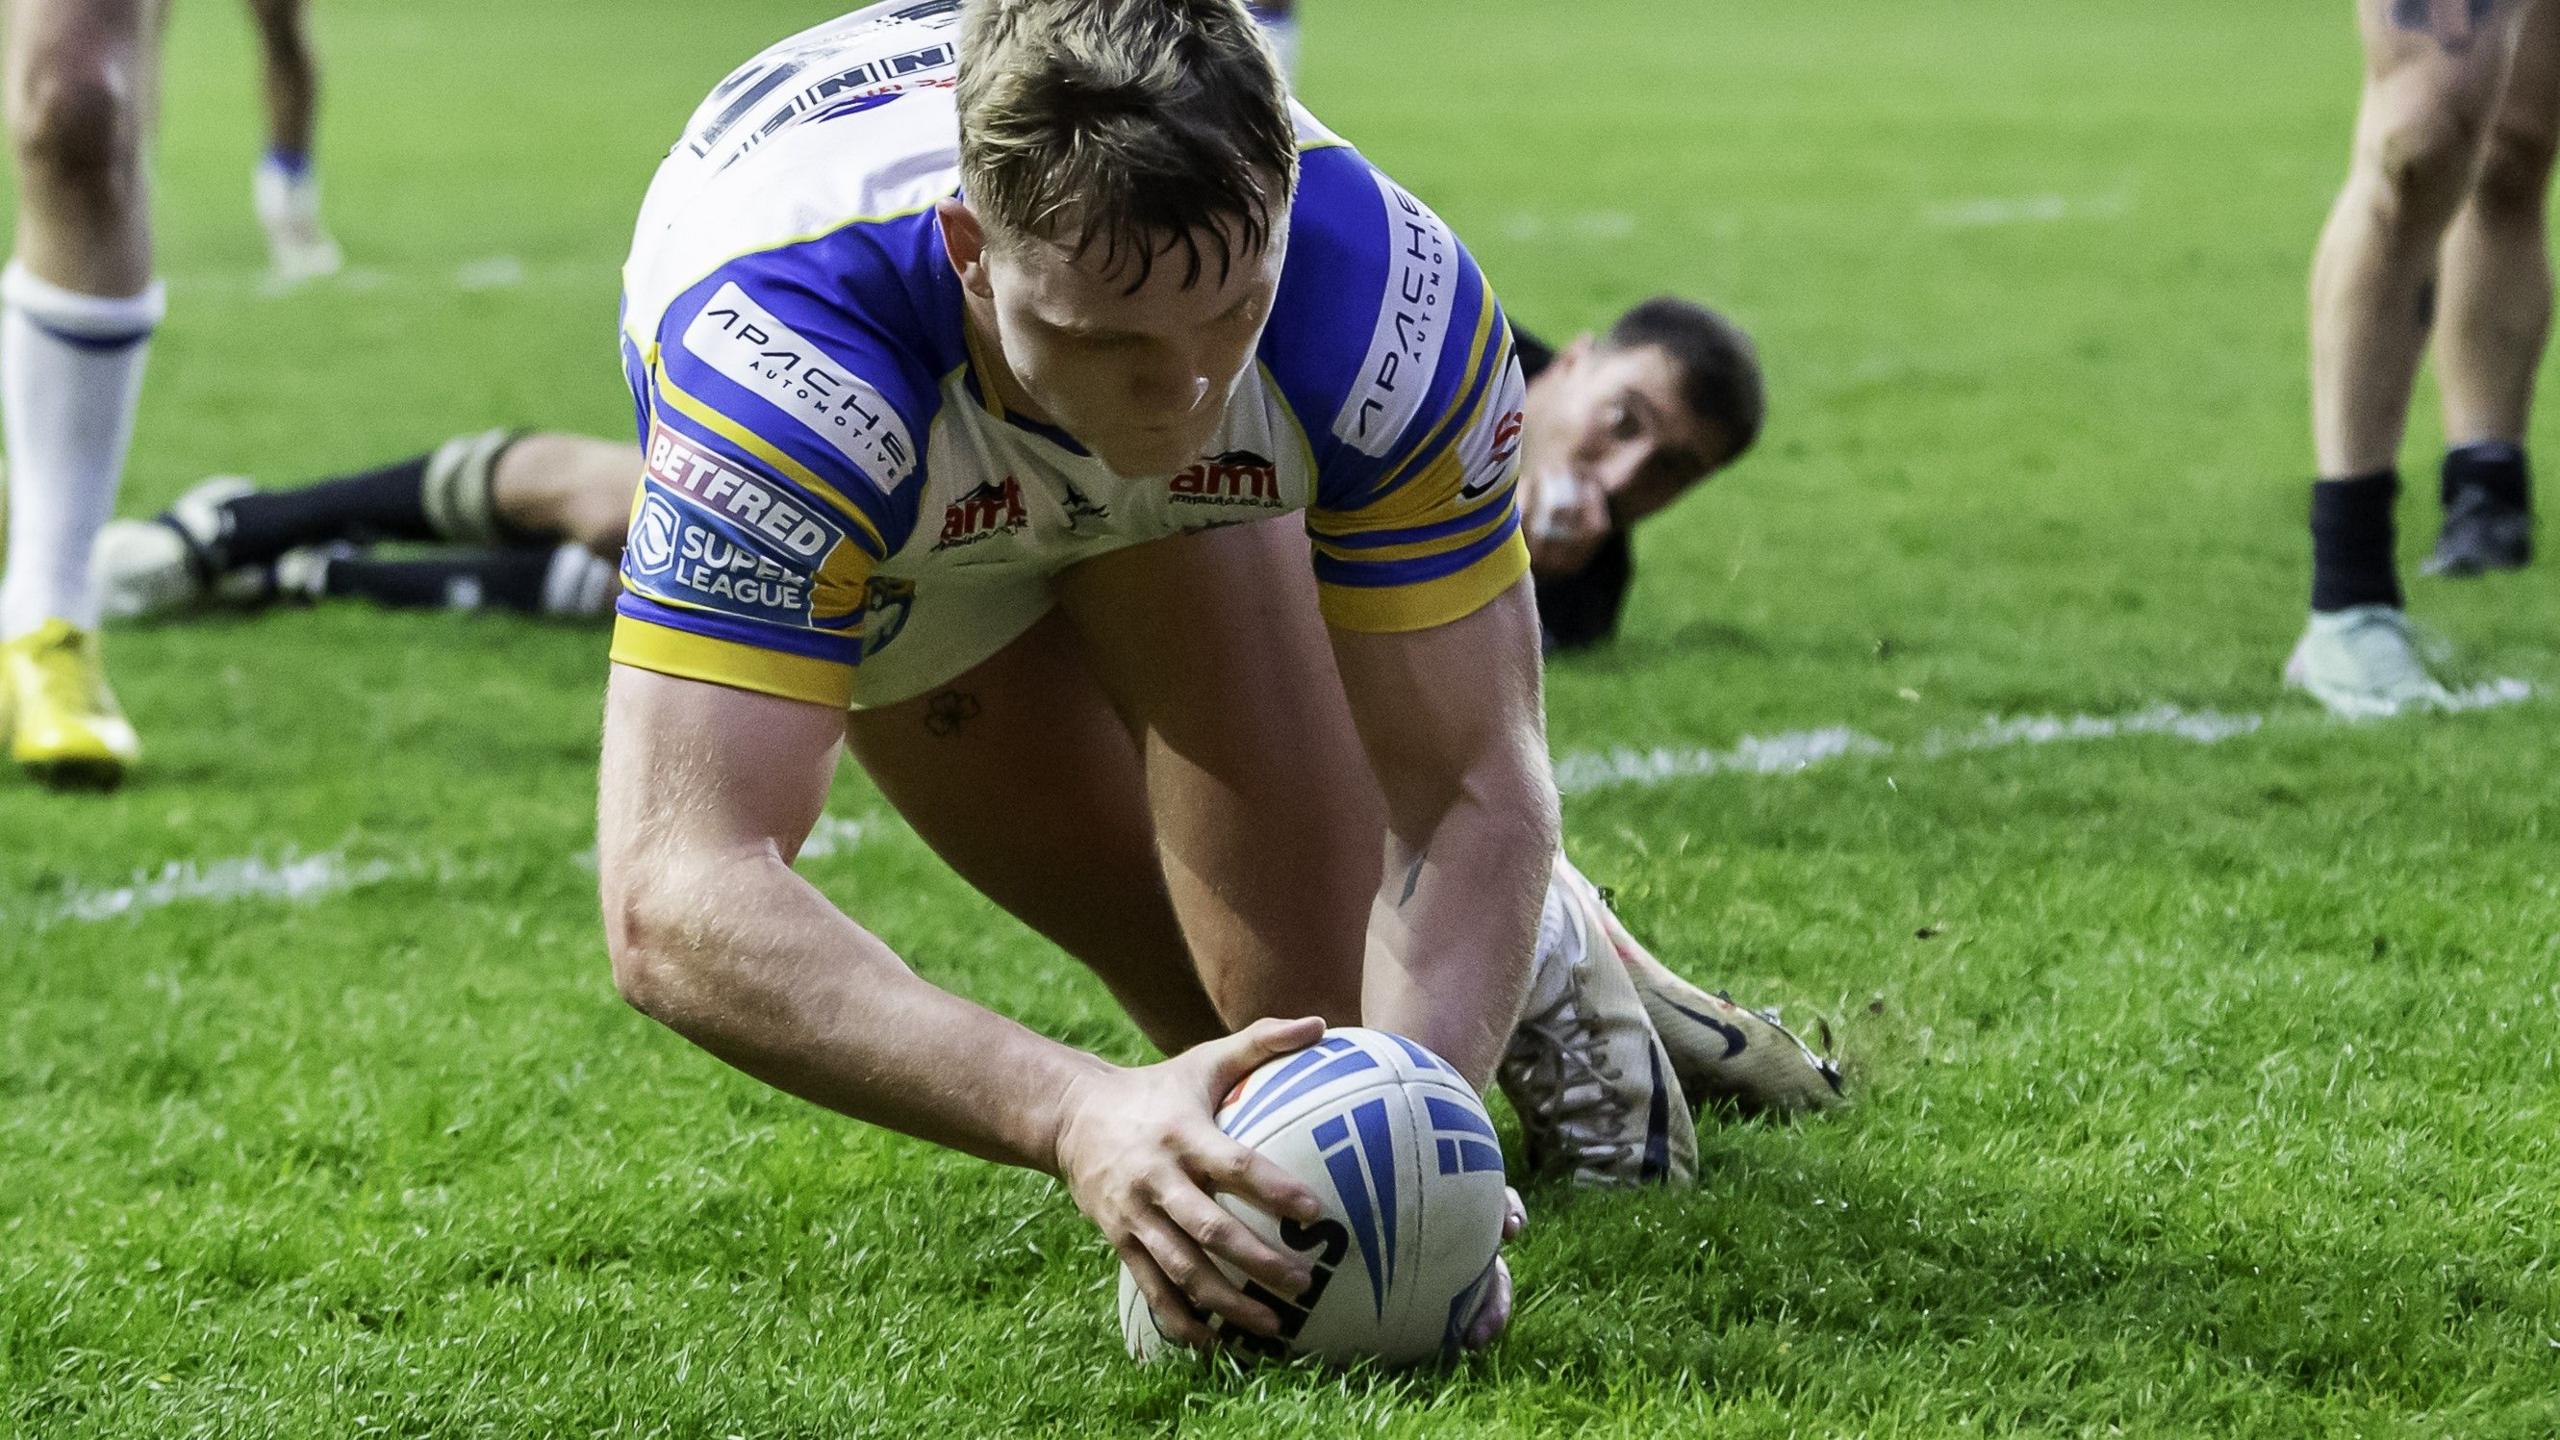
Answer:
[0, 0, 339, 791]
[101, 301, 1763, 654]
[2292, 0, 2554, 716]
[575, 0, 1830, 1350]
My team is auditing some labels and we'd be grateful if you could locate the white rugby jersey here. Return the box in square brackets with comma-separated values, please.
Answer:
[614, 0, 1527, 708]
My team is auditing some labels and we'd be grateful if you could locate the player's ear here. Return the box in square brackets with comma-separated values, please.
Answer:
[1558, 333, 1598, 372]
[938, 199, 996, 300]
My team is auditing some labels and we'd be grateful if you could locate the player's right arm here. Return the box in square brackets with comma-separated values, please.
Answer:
[596, 664, 1325, 1345]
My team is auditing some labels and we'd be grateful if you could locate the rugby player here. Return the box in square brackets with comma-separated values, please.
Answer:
[2294, 0, 2555, 715]
[246, 0, 344, 286]
[0, 0, 339, 790]
[576, 0, 1831, 1351]
[99, 300, 1765, 653]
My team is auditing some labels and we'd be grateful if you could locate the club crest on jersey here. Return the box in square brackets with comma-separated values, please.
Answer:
[644, 426, 846, 563]
[933, 477, 1028, 551]
[682, 283, 918, 489]
[862, 576, 917, 657]
[1168, 449, 1281, 508]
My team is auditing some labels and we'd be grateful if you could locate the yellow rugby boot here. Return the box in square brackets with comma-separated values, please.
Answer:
[4, 620, 140, 789]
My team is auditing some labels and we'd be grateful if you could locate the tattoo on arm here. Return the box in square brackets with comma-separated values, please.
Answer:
[923, 688, 983, 738]
[1399, 849, 1428, 907]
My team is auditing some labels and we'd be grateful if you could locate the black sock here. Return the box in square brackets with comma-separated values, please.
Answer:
[321, 548, 554, 613]
[2442, 440, 2531, 512]
[218, 452, 438, 567]
[2310, 470, 2402, 612]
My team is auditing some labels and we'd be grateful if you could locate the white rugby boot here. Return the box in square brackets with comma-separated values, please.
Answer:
[95, 476, 270, 621]
[254, 158, 345, 288]
[2282, 605, 2454, 719]
[1567, 866, 1845, 1119]
[1497, 856, 1697, 1186]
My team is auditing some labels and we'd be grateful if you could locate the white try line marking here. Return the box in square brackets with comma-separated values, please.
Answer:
[18, 682, 2541, 924]
[1551, 678, 2538, 795]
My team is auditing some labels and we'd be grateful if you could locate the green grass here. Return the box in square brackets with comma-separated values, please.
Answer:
[8, 0, 2560, 1433]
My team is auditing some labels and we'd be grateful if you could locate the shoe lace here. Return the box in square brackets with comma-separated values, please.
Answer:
[1503, 974, 1639, 1165]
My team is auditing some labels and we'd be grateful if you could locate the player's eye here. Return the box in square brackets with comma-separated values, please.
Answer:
[1607, 403, 1642, 442]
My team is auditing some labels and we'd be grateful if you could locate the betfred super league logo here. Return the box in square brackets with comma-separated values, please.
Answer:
[1169, 449, 1281, 508]
[934, 476, 1028, 550]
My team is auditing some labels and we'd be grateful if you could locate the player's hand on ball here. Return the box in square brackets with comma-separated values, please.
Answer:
[1054, 1015, 1330, 1349]
[1460, 1187, 1528, 1350]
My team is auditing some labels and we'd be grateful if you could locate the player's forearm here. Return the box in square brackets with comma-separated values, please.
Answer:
[1362, 753, 1559, 1089]
[603, 846, 1108, 1173]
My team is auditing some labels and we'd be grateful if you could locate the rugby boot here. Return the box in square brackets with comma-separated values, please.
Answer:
[255, 160, 345, 288]
[2424, 484, 2532, 577]
[4, 620, 139, 789]
[96, 476, 272, 622]
[2282, 605, 2453, 719]
[1572, 871, 1845, 1118]
[1498, 855, 1697, 1186]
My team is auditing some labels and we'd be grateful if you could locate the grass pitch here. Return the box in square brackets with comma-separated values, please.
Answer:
[7, 0, 2560, 1434]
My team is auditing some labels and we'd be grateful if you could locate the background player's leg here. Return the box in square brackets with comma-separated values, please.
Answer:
[2428, 0, 2560, 573]
[1051, 518, 1380, 1038]
[242, 0, 339, 283]
[488, 433, 641, 558]
[845, 610, 1234, 1058]
[2291, 0, 2531, 715]
[0, 0, 166, 785]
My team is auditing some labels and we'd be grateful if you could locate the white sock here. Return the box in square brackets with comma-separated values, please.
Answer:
[0, 262, 164, 638]
[1522, 859, 1581, 1014]
[541, 543, 621, 618]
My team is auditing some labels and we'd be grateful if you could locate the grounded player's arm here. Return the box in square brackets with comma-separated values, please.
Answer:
[595, 665, 1323, 1345]
[1327, 577, 1560, 1089]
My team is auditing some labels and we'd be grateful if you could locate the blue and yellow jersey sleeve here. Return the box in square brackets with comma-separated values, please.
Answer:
[1263, 143, 1531, 633]
[610, 257, 936, 708]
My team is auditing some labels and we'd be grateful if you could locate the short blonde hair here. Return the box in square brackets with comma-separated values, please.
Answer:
[957, 0, 1297, 288]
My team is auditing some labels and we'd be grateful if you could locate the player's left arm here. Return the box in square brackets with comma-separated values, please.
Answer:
[1327, 576, 1558, 1090]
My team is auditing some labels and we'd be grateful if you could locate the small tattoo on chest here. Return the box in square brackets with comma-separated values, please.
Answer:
[924, 688, 983, 737]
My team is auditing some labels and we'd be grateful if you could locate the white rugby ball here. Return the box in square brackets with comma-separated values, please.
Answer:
[1118, 1027, 1507, 1366]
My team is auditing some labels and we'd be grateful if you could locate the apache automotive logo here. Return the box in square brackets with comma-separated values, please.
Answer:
[682, 284, 918, 489]
[644, 426, 846, 562]
[1168, 449, 1281, 508]
[1332, 172, 1455, 457]
[933, 477, 1028, 551]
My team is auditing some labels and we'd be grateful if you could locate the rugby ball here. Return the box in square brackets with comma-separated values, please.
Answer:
[1118, 1027, 1507, 1366]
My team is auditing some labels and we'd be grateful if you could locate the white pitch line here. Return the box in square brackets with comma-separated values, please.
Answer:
[18, 684, 2541, 922]
[1923, 192, 2131, 229]
[1553, 679, 2538, 795]
[43, 849, 411, 925]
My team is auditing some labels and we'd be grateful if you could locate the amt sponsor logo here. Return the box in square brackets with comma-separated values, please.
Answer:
[1168, 449, 1280, 507]
[934, 477, 1028, 550]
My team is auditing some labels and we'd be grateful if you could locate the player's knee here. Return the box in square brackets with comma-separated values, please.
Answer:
[9, 55, 142, 188]
[2471, 118, 2560, 221]
[2362, 101, 2497, 232]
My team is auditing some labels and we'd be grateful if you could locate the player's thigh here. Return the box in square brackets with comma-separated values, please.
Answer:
[1050, 516, 1380, 1022]
[843, 607, 1224, 1053]
[2353, 0, 2536, 145]
[3, 0, 162, 136]
[2482, 0, 2560, 170]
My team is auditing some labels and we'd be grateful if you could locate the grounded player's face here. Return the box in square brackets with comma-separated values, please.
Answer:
[948, 203, 1286, 478]
[1519, 340, 1727, 576]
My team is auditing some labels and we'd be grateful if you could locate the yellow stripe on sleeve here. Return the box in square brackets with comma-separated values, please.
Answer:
[610, 614, 857, 709]
[1316, 532, 1529, 634]
[652, 363, 892, 557]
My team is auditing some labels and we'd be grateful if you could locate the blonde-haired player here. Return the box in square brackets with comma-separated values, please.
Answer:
[593, 0, 1834, 1349]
